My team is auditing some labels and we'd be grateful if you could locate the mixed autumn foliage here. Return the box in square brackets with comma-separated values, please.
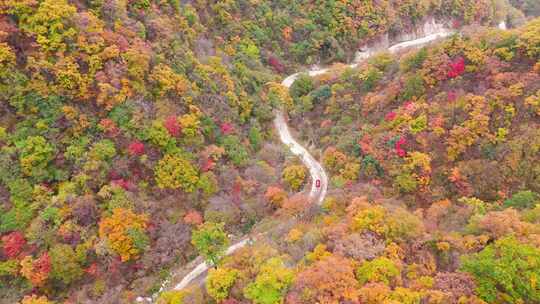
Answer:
[0, 0, 538, 303]
[171, 17, 540, 304]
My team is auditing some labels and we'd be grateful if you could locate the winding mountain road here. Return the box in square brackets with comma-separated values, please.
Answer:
[136, 19, 507, 302]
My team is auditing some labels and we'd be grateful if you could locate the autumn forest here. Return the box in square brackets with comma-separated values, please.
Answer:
[0, 0, 540, 304]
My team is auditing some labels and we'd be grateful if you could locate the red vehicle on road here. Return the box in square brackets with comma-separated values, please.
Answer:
[315, 179, 321, 188]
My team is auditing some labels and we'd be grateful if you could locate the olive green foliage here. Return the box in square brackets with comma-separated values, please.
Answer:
[249, 125, 263, 151]
[289, 74, 314, 99]
[401, 72, 425, 101]
[359, 67, 383, 91]
[49, 244, 84, 285]
[282, 165, 307, 191]
[395, 173, 418, 193]
[401, 48, 428, 72]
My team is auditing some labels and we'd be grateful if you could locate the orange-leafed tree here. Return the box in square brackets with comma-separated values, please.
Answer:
[287, 254, 359, 303]
[99, 208, 149, 262]
[265, 186, 287, 207]
[20, 253, 51, 287]
[18, 294, 54, 304]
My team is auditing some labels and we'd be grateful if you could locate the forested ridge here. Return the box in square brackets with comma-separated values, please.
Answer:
[0, 0, 538, 303]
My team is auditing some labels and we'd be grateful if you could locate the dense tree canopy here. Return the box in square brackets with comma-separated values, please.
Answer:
[0, 0, 537, 302]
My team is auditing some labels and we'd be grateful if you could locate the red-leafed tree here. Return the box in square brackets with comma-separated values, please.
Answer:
[201, 158, 215, 172]
[268, 55, 285, 73]
[220, 122, 234, 135]
[385, 111, 397, 121]
[395, 137, 407, 157]
[128, 140, 145, 156]
[164, 115, 181, 137]
[448, 57, 465, 78]
[184, 210, 203, 226]
[2, 231, 26, 258]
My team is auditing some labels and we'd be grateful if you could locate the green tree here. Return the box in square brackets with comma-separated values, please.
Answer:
[197, 172, 218, 196]
[504, 190, 540, 209]
[222, 135, 249, 167]
[249, 125, 263, 151]
[243, 257, 294, 304]
[191, 222, 229, 266]
[17, 136, 55, 180]
[460, 236, 540, 303]
[289, 73, 314, 99]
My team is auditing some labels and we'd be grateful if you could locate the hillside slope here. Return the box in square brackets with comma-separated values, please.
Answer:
[0, 1, 536, 303]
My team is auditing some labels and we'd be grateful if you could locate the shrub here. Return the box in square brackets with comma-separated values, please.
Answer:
[401, 47, 428, 72]
[504, 190, 540, 209]
[447, 57, 465, 78]
[265, 186, 287, 207]
[20, 253, 50, 287]
[222, 135, 249, 167]
[1, 231, 26, 258]
[518, 18, 540, 59]
[401, 73, 425, 101]
[19, 295, 54, 304]
[146, 120, 174, 149]
[164, 115, 181, 137]
[409, 114, 427, 134]
[359, 67, 383, 91]
[127, 140, 145, 156]
[395, 173, 418, 193]
[310, 84, 332, 102]
[0, 259, 19, 277]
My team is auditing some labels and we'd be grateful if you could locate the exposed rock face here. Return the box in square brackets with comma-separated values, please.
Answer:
[354, 17, 451, 62]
